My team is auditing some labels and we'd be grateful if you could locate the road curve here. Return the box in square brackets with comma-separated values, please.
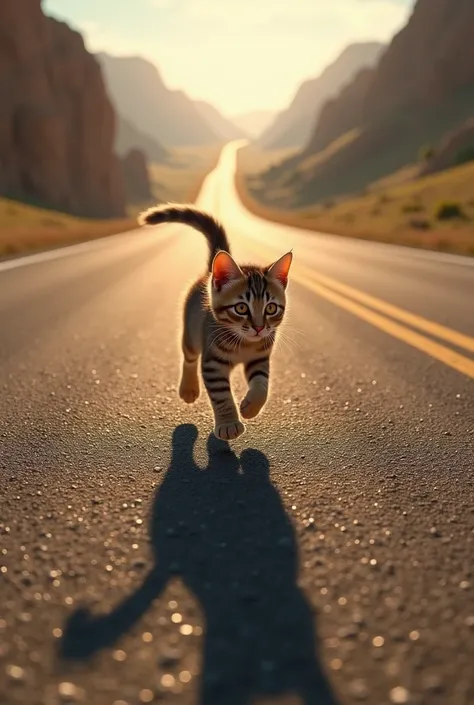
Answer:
[1, 142, 473, 705]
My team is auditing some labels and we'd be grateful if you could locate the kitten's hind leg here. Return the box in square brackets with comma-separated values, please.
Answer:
[240, 355, 269, 419]
[179, 288, 202, 404]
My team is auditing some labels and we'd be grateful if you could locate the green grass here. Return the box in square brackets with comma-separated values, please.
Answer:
[435, 201, 467, 220]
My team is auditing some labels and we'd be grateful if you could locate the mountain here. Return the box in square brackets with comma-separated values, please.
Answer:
[96, 53, 220, 148]
[305, 67, 376, 156]
[263, 0, 474, 207]
[115, 116, 168, 163]
[258, 42, 385, 150]
[420, 119, 474, 177]
[0, 1, 125, 217]
[362, 0, 474, 124]
[120, 149, 154, 203]
[232, 111, 276, 139]
[194, 101, 248, 141]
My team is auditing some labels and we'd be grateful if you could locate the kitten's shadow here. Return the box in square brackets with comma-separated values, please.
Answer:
[60, 424, 338, 705]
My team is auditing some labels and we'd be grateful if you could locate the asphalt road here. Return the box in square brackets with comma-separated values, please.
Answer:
[1, 142, 473, 705]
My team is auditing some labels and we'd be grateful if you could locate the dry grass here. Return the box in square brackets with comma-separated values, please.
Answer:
[148, 144, 223, 204]
[237, 145, 297, 175]
[236, 147, 474, 257]
[0, 144, 221, 258]
[0, 199, 136, 257]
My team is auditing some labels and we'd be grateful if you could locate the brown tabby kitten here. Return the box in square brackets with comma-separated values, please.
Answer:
[138, 203, 292, 440]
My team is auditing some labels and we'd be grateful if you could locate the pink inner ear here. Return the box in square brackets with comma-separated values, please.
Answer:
[212, 251, 242, 287]
[268, 251, 292, 286]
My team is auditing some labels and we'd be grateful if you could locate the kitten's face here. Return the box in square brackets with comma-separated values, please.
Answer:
[209, 251, 292, 343]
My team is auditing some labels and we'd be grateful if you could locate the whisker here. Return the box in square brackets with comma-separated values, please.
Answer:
[275, 330, 304, 353]
[281, 325, 309, 339]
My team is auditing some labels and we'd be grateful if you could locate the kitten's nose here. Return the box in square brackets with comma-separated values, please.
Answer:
[253, 325, 264, 334]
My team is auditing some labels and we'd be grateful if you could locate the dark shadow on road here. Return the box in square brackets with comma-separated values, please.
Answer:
[60, 424, 338, 705]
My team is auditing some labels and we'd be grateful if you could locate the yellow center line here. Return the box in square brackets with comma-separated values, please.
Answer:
[242, 236, 474, 355]
[241, 238, 474, 380]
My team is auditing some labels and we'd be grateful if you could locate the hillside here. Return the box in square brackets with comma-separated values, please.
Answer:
[194, 101, 247, 141]
[261, 0, 474, 207]
[258, 42, 385, 150]
[0, 197, 134, 257]
[237, 149, 474, 257]
[115, 116, 169, 163]
[0, 1, 125, 217]
[420, 119, 474, 177]
[97, 53, 220, 148]
[231, 111, 276, 138]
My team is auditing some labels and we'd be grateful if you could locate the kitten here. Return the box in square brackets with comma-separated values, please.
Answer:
[138, 203, 292, 440]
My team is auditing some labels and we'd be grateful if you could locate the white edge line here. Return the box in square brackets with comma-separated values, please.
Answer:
[0, 228, 146, 273]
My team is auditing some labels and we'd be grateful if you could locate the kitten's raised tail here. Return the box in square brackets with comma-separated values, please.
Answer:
[138, 203, 230, 271]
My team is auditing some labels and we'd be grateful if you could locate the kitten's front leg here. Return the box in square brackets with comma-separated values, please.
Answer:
[202, 355, 245, 440]
[240, 355, 269, 419]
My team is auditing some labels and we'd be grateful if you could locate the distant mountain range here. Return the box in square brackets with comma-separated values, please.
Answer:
[231, 111, 277, 138]
[96, 53, 221, 149]
[194, 101, 248, 141]
[115, 116, 169, 163]
[259, 42, 385, 150]
[97, 44, 389, 163]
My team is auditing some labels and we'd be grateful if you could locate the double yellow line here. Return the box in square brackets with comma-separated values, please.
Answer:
[243, 239, 474, 380]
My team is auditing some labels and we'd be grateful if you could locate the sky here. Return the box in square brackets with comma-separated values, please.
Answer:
[43, 0, 415, 117]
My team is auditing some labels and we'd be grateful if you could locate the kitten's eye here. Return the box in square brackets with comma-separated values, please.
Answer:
[265, 303, 278, 315]
[234, 303, 249, 315]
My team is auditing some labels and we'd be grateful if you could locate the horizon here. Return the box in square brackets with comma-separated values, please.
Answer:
[43, 0, 415, 116]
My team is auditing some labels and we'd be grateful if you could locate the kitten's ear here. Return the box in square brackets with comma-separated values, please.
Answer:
[211, 251, 243, 289]
[267, 251, 293, 288]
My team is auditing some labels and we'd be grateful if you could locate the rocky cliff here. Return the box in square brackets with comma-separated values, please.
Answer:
[0, 1, 125, 217]
[363, 0, 474, 122]
[120, 149, 154, 203]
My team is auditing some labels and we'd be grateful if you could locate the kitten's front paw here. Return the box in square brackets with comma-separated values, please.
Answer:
[179, 379, 200, 404]
[214, 421, 245, 440]
[240, 394, 266, 419]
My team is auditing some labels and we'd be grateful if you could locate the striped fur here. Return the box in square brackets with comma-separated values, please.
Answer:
[138, 203, 292, 440]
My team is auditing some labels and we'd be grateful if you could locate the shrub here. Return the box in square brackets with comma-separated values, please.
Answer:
[402, 201, 424, 213]
[455, 146, 474, 166]
[419, 145, 435, 161]
[435, 201, 466, 221]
